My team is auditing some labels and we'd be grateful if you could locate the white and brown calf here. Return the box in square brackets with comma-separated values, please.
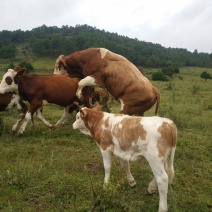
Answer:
[73, 106, 177, 212]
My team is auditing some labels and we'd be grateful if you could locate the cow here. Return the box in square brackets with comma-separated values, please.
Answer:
[73, 106, 177, 212]
[0, 92, 28, 132]
[54, 48, 160, 116]
[0, 68, 108, 135]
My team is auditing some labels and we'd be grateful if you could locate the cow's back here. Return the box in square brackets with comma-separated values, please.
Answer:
[18, 75, 79, 106]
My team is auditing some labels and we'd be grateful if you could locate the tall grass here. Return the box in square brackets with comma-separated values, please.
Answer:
[0, 66, 211, 211]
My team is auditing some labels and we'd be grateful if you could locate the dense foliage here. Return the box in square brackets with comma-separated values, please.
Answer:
[152, 71, 169, 81]
[0, 24, 212, 68]
[200, 71, 211, 81]
[18, 61, 35, 73]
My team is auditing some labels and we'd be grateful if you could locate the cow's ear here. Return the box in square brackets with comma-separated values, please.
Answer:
[59, 55, 66, 67]
[80, 109, 87, 117]
[20, 68, 26, 73]
[92, 105, 102, 111]
[16, 68, 26, 76]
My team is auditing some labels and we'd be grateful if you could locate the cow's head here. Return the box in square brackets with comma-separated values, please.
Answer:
[0, 67, 25, 94]
[53, 55, 69, 76]
[54, 53, 84, 79]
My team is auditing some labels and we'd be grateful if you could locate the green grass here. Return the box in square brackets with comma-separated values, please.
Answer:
[0, 66, 212, 211]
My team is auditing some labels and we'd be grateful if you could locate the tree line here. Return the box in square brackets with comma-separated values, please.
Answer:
[0, 24, 212, 68]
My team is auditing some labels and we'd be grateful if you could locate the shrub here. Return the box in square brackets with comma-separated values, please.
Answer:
[18, 61, 35, 73]
[152, 71, 169, 81]
[200, 71, 211, 81]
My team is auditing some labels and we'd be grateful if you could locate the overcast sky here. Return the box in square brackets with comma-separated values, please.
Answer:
[1, 0, 211, 53]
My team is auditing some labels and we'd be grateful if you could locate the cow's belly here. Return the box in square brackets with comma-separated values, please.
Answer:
[42, 99, 74, 107]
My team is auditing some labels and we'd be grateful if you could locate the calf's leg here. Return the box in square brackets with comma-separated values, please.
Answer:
[101, 150, 112, 187]
[148, 177, 158, 194]
[148, 159, 168, 212]
[119, 159, 136, 187]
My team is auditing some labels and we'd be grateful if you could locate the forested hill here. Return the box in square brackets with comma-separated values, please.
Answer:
[0, 24, 212, 68]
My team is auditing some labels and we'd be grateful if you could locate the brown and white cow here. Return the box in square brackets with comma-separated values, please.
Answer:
[0, 92, 28, 132]
[54, 48, 160, 116]
[0, 68, 106, 135]
[73, 106, 177, 212]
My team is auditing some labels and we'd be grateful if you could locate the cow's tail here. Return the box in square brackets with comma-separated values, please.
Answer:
[154, 87, 160, 116]
[166, 123, 177, 184]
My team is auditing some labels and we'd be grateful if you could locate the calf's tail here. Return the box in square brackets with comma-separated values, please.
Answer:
[167, 124, 177, 184]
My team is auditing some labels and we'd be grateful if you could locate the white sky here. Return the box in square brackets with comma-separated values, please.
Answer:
[0, 0, 211, 53]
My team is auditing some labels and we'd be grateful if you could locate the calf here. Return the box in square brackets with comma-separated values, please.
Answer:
[54, 48, 160, 116]
[73, 106, 177, 212]
[0, 68, 101, 135]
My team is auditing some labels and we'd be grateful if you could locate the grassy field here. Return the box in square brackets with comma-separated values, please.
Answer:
[0, 65, 211, 212]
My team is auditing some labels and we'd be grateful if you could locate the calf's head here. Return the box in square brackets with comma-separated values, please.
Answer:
[73, 108, 91, 136]
[0, 67, 25, 94]
[73, 105, 102, 136]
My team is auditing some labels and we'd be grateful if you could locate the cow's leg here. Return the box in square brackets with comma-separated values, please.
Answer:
[36, 107, 53, 128]
[54, 106, 70, 127]
[12, 98, 28, 132]
[60, 103, 79, 125]
[101, 150, 112, 187]
[12, 110, 25, 132]
[18, 111, 32, 135]
[119, 159, 136, 187]
[18, 101, 43, 135]
[148, 159, 168, 212]
[76, 76, 97, 99]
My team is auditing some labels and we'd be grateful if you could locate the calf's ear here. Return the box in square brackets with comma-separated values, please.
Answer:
[80, 109, 87, 117]
[92, 105, 102, 111]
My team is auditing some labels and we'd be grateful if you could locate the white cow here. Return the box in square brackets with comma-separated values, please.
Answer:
[73, 106, 177, 212]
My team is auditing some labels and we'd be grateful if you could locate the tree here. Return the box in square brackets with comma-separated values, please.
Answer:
[0, 45, 16, 59]
[200, 71, 211, 81]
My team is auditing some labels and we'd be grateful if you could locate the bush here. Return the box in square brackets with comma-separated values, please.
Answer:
[200, 71, 211, 81]
[18, 61, 35, 73]
[8, 63, 15, 69]
[152, 71, 169, 81]
[161, 65, 180, 78]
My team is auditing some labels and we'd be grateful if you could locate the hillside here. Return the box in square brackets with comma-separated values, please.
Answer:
[0, 24, 212, 68]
